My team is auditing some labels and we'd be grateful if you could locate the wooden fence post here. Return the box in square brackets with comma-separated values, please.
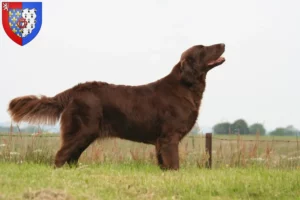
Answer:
[205, 132, 212, 168]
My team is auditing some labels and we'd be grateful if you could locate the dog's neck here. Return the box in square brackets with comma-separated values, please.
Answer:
[166, 62, 207, 109]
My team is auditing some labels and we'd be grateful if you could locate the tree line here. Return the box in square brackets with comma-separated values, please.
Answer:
[212, 119, 299, 136]
[0, 125, 42, 134]
[1, 119, 299, 137]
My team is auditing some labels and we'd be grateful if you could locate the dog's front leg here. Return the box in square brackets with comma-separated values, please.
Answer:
[156, 134, 180, 170]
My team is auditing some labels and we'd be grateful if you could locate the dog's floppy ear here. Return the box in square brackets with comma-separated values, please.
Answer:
[180, 59, 196, 85]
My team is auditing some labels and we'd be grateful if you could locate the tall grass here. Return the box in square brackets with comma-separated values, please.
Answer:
[0, 132, 299, 169]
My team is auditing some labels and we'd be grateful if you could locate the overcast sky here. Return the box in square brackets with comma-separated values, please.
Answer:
[0, 0, 299, 131]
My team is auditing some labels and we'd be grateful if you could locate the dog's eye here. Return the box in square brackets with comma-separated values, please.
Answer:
[187, 57, 195, 63]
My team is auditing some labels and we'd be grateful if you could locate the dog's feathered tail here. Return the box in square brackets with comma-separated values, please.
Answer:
[7, 89, 72, 125]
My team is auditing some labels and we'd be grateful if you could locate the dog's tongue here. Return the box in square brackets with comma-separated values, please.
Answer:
[207, 57, 225, 66]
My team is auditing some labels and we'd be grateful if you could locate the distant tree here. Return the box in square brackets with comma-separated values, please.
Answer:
[285, 125, 298, 133]
[269, 125, 299, 136]
[269, 127, 286, 136]
[231, 119, 249, 135]
[0, 126, 19, 133]
[0, 125, 42, 134]
[213, 122, 231, 134]
[249, 123, 266, 135]
[22, 125, 39, 133]
[189, 123, 201, 135]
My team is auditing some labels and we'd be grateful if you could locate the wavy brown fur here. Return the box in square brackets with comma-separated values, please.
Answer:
[8, 90, 70, 125]
[7, 43, 226, 170]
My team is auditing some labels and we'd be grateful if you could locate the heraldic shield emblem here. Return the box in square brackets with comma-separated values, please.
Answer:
[2, 2, 42, 46]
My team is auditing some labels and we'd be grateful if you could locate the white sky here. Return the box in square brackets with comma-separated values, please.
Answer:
[1, 0, 299, 131]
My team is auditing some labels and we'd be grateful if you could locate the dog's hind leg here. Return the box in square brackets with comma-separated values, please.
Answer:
[54, 132, 98, 168]
[54, 98, 101, 168]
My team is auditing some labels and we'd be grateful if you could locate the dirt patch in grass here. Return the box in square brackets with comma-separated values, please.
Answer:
[23, 189, 74, 200]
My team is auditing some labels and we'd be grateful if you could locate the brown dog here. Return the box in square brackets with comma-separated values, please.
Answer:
[7, 43, 225, 170]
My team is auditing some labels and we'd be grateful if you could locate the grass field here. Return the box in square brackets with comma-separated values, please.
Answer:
[0, 163, 300, 200]
[0, 133, 300, 199]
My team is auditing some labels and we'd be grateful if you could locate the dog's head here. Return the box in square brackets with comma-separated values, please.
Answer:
[179, 43, 225, 85]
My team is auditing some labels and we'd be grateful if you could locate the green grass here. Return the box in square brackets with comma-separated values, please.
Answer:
[0, 162, 299, 200]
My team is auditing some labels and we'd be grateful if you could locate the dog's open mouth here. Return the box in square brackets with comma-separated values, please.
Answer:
[207, 57, 225, 66]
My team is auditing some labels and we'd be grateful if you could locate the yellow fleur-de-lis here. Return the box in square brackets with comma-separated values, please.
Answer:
[12, 28, 17, 33]
[9, 11, 13, 16]
[9, 22, 13, 27]
[15, 11, 21, 17]
[11, 17, 17, 22]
